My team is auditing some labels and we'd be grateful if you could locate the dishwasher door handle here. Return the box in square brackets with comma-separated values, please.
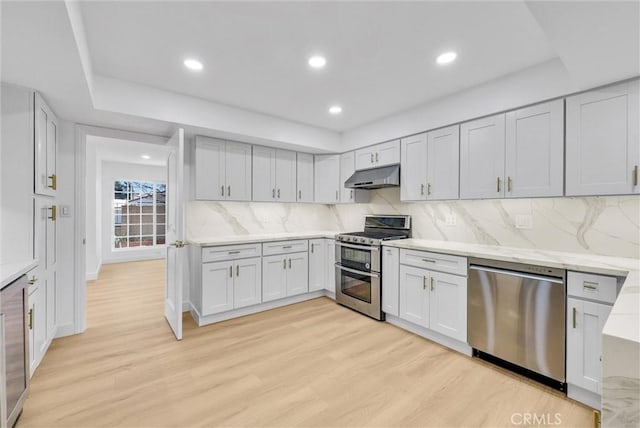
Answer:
[469, 265, 564, 284]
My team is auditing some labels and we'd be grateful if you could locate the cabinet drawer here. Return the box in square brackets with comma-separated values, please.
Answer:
[201, 243, 262, 263]
[263, 239, 308, 256]
[400, 249, 467, 276]
[567, 271, 618, 304]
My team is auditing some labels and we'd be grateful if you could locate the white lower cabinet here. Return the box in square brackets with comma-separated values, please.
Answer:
[382, 247, 399, 316]
[398, 250, 468, 343]
[201, 257, 262, 316]
[27, 279, 46, 376]
[308, 239, 325, 292]
[324, 239, 336, 294]
[262, 251, 309, 302]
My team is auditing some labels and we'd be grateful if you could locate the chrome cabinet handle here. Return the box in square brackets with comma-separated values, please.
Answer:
[272, 189, 275, 198]
[572, 307, 577, 329]
[282, 245, 292, 249]
[277, 189, 280, 199]
[227, 186, 231, 197]
[507, 176, 512, 192]
[634, 165, 638, 187]
[375, 152, 379, 162]
[221, 185, 225, 197]
[421, 258, 436, 263]
[299, 190, 302, 199]
[28, 276, 38, 285]
[350, 190, 354, 200]
[311, 243, 314, 253]
[497, 177, 501, 193]
[370, 153, 374, 163]
[29, 308, 33, 330]
[288, 258, 291, 269]
[583, 281, 598, 291]
[427, 183, 431, 195]
[421, 184, 424, 195]
[430, 277, 434, 291]
[283, 259, 286, 269]
[228, 250, 240, 255]
[229, 266, 233, 277]
[422, 276, 426, 290]
[236, 265, 239, 277]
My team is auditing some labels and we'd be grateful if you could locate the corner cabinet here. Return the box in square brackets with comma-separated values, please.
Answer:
[401, 125, 459, 201]
[34, 93, 58, 197]
[566, 80, 640, 196]
[252, 146, 297, 202]
[314, 155, 341, 203]
[194, 137, 252, 201]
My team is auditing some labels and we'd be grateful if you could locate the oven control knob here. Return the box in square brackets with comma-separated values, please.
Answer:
[359, 238, 365, 243]
[369, 239, 375, 244]
[365, 263, 370, 269]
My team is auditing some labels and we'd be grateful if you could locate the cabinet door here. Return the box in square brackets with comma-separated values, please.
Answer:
[427, 125, 460, 200]
[460, 114, 506, 199]
[201, 261, 234, 315]
[252, 146, 277, 202]
[566, 81, 639, 196]
[428, 271, 467, 342]
[296, 153, 314, 202]
[195, 137, 226, 200]
[324, 239, 336, 293]
[34, 93, 57, 197]
[382, 247, 400, 316]
[399, 265, 429, 328]
[233, 257, 261, 309]
[45, 203, 57, 270]
[286, 252, 309, 297]
[46, 271, 56, 340]
[375, 140, 401, 166]
[262, 255, 287, 302]
[340, 152, 357, 203]
[28, 286, 38, 374]
[314, 155, 340, 203]
[225, 141, 252, 201]
[308, 239, 325, 292]
[355, 148, 376, 170]
[275, 149, 297, 202]
[400, 133, 427, 201]
[505, 100, 564, 198]
[567, 298, 611, 394]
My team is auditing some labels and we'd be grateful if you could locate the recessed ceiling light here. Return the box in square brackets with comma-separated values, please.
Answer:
[329, 106, 342, 115]
[436, 51, 457, 65]
[308, 56, 327, 68]
[183, 59, 203, 71]
[141, 155, 151, 160]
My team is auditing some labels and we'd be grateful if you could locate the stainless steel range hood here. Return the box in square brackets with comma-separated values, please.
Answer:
[344, 164, 400, 189]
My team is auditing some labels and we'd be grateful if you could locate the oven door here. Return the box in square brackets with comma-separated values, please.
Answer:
[335, 242, 380, 273]
[335, 264, 382, 320]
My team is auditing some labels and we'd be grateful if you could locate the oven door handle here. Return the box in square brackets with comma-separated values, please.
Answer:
[335, 242, 380, 252]
[335, 263, 380, 278]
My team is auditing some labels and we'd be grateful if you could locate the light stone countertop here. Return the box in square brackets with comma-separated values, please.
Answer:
[0, 259, 38, 290]
[188, 231, 339, 247]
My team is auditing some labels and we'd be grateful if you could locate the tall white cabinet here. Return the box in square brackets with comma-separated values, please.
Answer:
[194, 137, 252, 201]
[566, 80, 640, 196]
[34, 93, 58, 197]
[401, 125, 460, 201]
[253, 147, 297, 202]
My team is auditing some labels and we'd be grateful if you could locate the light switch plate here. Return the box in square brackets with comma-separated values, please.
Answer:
[515, 214, 533, 229]
[60, 205, 71, 217]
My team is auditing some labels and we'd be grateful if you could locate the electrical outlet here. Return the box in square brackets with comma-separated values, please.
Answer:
[445, 213, 457, 226]
[515, 214, 533, 229]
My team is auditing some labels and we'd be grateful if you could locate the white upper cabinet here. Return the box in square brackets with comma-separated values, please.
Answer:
[505, 99, 564, 198]
[401, 126, 459, 201]
[339, 151, 368, 203]
[34, 93, 58, 197]
[314, 154, 341, 204]
[460, 113, 506, 199]
[566, 80, 640, 196]
[253, 147, 297, 202]
[296, 153, 314, 202]
[355, 140, 400, 170]
[195, 137, 251, 201]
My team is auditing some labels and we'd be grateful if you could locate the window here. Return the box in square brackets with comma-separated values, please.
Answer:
[113, 180, 166, 249]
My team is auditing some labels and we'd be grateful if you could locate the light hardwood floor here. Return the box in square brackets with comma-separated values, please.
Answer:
[18, 259, 593, 427]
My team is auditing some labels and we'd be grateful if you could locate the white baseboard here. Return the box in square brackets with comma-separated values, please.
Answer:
[102, 252, 164, 264]
[567, 384, 600, 409]
[86, 261, 102, 281]
[385, 314, 472, 356]
[182, 301, 190, 312]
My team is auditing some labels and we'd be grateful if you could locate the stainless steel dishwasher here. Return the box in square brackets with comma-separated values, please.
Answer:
[467, 258, 566, 391]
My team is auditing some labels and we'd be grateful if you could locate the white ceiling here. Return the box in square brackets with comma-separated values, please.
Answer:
[89, 136, 170, 167]
[79, 1, 557, 132]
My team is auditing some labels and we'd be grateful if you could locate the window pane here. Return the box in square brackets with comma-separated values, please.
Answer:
[129, 236, 141, 247]
[114, 226, 127, 237]
[156, 236, 166, 245]
[156, 224, 166, 235]
[140, 236, 154, 247]
[114, 238, 128, 248]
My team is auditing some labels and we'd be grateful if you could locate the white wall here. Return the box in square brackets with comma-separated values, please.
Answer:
[100, 161, 167, 264]
[341, 59, 577, 150]
[84, 142, 101, 279]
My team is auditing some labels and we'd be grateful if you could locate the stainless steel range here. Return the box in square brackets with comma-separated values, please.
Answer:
[335, 215, 411, 320]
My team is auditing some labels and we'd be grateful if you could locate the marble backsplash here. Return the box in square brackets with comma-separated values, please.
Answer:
[187, 189, 639, 259]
